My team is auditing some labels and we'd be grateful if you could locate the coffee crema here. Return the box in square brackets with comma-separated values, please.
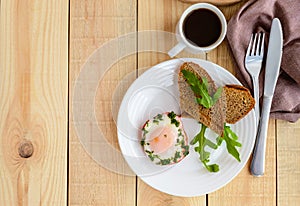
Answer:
[183, 8, 222, 47]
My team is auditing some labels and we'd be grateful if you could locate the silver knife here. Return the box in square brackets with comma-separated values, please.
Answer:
[250, 18, 283, 176]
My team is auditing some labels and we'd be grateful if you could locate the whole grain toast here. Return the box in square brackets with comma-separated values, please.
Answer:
[223, 84, 255, 124]
[178, 62, 255, 135]
[178, 62, 226, 135]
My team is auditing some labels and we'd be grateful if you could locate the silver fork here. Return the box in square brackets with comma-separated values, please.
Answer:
[245, 32, 265, 126]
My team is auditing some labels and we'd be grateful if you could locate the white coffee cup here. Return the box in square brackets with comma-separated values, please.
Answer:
[168, 3, 227, 58]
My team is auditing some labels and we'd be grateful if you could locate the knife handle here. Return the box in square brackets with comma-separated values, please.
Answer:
[250, 95, 272, 176]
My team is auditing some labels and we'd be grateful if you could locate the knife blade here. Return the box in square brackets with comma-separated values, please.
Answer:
[250, 18, 283, 176]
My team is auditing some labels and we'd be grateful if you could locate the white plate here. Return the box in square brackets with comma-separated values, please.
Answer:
[117, 58, 256, 197]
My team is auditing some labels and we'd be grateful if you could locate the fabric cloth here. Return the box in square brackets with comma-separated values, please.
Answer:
[227, 0, 300, 122]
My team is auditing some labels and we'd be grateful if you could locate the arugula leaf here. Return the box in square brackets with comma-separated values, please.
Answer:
[190, 124, 220, 172]
[181, 70, 201, 94]
[212, 87, 223, 105]
[218, 124, 242, 162]
[191, 123, 242, 172]
[181, 70, 222, 109]
[203, 161, 220, 173]
[181, 69, 242, 171]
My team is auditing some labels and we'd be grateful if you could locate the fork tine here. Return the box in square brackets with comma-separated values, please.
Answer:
[260, 33, 265, 56]
[251, 33, 258, 56]
[246, 34, 253, 57]
[255, 33, 262, 56]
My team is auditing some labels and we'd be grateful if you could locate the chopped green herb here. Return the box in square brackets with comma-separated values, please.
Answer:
[148, 155, 155, 161]
[167, 111, 176, 119]
[145, 150, 152, 154]
[167, 111, 180, 127]
[182, 145, 190, 156]
[178, 128, 183, 137]
[153, 119, 159, 124]
[160, 159, 171, 165]
[145, 150, 159, 162]
[142, 127, 148, 135]
[141, 139, 146, 146]
[173, 151, 181, 163]
[171, 119, 180, 127]
[176, 139, 184, 147]
[154, 113, 163, 121]
[181, 70, 222, 109]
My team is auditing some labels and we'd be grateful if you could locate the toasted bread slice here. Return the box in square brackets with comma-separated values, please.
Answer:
[178, 62, 226, 135]
[223, 84, 255, 124]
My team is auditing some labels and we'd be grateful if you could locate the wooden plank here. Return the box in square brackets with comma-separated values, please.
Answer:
[277, 120, 300, 206]
[0, 0, 68, 205]
[208, 120, 276, 205]
[137, 0, 205, 205]
[69, 0, 137, 205]
[207, 3, 276, 206]
[179, 0, 243, 6]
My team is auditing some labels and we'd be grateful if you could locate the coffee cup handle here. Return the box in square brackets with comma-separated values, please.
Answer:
[168, 42, 186, 58]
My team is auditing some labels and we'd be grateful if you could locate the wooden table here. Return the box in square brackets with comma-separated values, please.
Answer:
[1, 0, 299, 205]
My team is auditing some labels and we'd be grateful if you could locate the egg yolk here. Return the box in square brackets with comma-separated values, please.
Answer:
[149, 126, 176, 154]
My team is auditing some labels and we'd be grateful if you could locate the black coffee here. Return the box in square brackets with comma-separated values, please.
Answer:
[183, 9, 222, 47]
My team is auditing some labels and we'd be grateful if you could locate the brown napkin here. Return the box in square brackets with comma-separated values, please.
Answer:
[227, 0, 300, 122]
